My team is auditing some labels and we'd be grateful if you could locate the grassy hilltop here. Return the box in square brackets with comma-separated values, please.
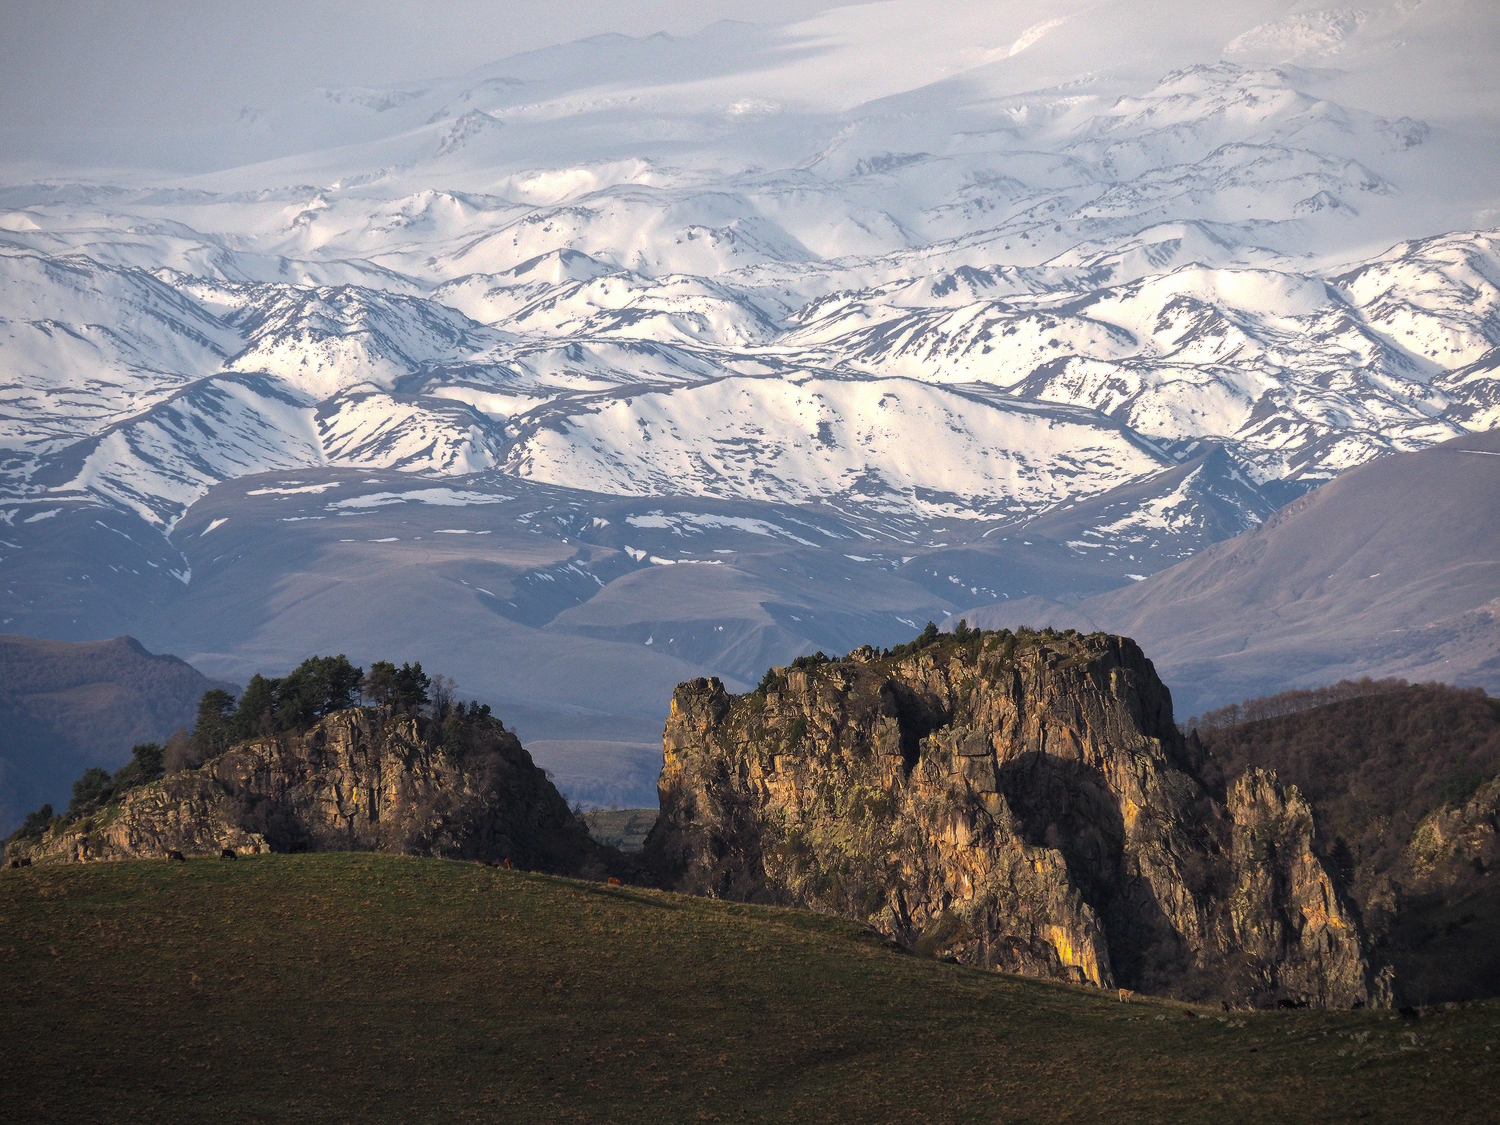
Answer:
[3, 854, 1497, 1125]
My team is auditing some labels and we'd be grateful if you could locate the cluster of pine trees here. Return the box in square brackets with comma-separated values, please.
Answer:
[188, 655, 436, 761]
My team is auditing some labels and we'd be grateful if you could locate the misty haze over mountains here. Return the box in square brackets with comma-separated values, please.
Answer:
[3, 0, 1499, 817]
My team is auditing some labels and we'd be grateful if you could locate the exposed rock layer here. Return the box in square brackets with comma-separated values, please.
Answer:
[7, 707, 611, 876]
[643, 630, 1377, 1007]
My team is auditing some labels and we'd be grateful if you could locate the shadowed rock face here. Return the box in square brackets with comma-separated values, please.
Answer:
[643, 630, 1376, 1008]
[7, 707, 613, 878]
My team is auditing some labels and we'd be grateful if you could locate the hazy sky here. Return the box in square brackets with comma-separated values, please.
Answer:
[0, 0, 852, 132]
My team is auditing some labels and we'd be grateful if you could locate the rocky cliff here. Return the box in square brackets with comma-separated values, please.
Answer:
[642, 629, 1378, 1007]
[6, 706, 613, 877]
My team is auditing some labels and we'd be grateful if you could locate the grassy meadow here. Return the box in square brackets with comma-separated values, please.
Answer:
[579, 808, 657, 852]
[1, 854, 1496, 1124]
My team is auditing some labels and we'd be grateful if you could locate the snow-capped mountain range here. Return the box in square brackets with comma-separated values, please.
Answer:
[2, 1, 1499, 799]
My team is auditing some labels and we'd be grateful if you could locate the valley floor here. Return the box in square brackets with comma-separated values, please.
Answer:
[2, 854, 1495, 1124]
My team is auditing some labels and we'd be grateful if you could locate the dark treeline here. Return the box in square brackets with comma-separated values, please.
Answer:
[1183, 677, 1413, 735]
[7, 654, 492, 844]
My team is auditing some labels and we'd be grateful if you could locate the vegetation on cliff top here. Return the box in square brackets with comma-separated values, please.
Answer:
[4, 654, 498, 852]
[750, 620, 1092, 697]
[3, 853, 1497, 1125]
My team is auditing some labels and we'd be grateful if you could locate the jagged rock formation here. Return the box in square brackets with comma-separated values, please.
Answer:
[643, 629, 1377, 1007]
[6, 707, 612, 877]
[1189, 679, 1500, 1003]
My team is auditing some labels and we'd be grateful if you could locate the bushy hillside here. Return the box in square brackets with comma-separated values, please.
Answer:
[5, 653, 617, 879]
[1194, 679, 1500, 1002]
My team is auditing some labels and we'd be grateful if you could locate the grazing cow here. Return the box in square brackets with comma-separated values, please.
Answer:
[9, 857, 32, 869]
[1117, 989, 1134, 1002]
[502, 857, 513, 870]
[220, 848, 236, 860]
[167, 850, 186, 862]
[607, 876, 623, 886]
[1182, 1009, 1198, 1019]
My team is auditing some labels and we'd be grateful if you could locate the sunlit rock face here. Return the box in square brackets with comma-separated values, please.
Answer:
[644, 629, 1374, 1008]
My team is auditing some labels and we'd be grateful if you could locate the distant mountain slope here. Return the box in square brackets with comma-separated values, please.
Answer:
[955, 428, 1500, 714]
[0, 635, 231, 833]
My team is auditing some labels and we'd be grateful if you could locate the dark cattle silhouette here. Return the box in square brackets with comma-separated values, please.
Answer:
[9, 857, 32, 869]
[220, 848, 236, 860]
[167, 850, 186, 862]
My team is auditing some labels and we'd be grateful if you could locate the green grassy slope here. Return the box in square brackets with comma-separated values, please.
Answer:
[581, 807, 657, 852]
[2, 855, 1496, 1125]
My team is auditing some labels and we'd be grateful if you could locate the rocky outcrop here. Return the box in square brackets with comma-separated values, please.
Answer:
[643, 629, 1376, 1007]
[7, 707, 613, 877]
[1407, 774, 1500, 886]
[1225, 769, 1383, 1007]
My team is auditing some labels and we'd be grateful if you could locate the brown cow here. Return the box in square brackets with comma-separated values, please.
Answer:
[607, 876, 622, 886]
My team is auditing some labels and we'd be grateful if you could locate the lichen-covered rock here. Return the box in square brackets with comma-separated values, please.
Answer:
[8, 707, 612, 877]
[643, 629, 1376, 1007]
[1406, 774, 1500, 885]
